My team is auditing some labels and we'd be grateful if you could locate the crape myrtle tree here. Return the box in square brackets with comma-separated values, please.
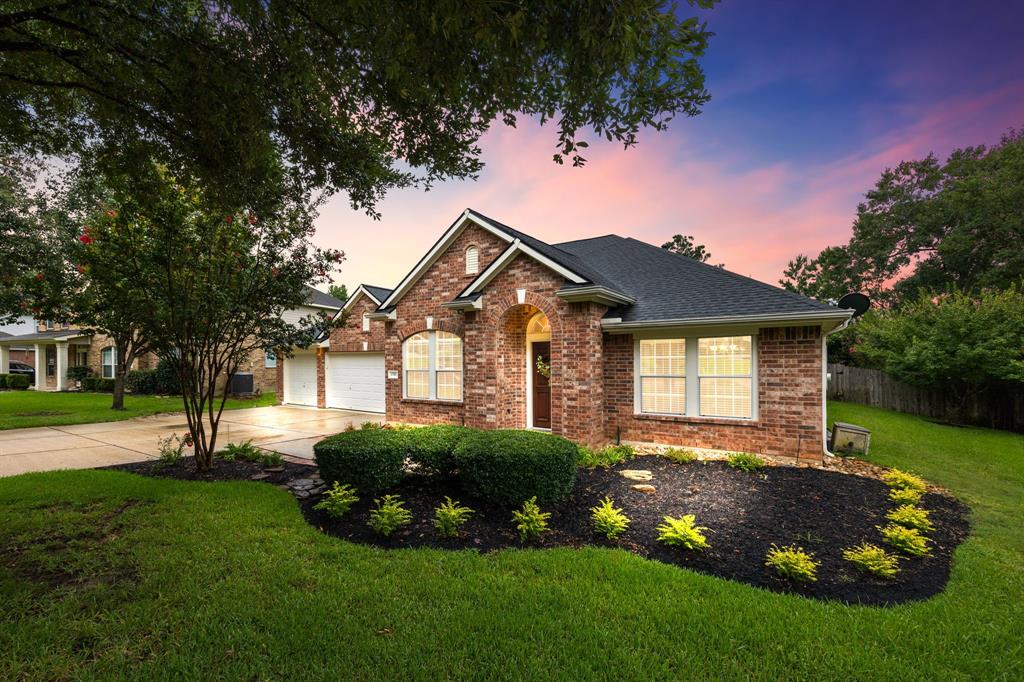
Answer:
[85, 165, 342, 469]
[0, 1, 718, 214]
[0, 152, 48, 325]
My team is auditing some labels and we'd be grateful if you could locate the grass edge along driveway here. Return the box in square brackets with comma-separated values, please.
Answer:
[0, 401, 1021, 680]
[0, 391, 277, 430]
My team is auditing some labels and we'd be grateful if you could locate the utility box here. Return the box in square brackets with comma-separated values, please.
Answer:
[229, 372, 255, 396]
[830, 422, 871, 456]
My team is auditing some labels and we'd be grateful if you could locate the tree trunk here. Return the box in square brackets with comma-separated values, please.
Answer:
[112, 371, 126, 410]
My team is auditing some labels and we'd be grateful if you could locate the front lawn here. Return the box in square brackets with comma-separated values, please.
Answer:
[0, 391, 276, 430]
[0, 402, 1021, 679]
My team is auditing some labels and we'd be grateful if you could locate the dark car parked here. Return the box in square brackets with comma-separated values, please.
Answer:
[7, 361, 34, 384]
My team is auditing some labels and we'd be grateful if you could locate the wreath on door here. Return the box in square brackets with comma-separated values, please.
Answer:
[535, 354, 551, 378]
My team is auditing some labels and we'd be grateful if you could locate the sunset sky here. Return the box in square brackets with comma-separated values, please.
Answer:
[316, 1, 1024, 295]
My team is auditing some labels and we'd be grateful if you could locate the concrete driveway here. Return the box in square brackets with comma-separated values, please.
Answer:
[0, 405, 381, 477]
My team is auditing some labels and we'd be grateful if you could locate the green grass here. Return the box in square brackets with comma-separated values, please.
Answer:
[0, 401, 1021, 679]
[0, 391, 276, 430]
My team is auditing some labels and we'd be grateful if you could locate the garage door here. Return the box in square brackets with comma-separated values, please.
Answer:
[284, 354, 318, 406]
[325, 353, 385, 413]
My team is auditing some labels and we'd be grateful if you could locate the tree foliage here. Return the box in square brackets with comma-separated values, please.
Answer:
[75, 164, 341, 468]
[661, 234, 712, 262]
[0, 153, 46, 325]
[328, 284, 349, 304]
[1, 0, 718, 209]
[781, 129, 1024, 305]
[850, 286, 1024, 420]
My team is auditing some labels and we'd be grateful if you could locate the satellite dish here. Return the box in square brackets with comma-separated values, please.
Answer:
[837, 292, 871, 318]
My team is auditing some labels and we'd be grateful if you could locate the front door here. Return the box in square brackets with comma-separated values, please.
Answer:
[531, 341, 551, 429]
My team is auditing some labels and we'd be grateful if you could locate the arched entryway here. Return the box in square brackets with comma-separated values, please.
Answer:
[526, 312, 552, 429]
[494, 301, 560, 431]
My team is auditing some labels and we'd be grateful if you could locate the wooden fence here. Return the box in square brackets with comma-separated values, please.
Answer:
[827, 363, 1024, 433]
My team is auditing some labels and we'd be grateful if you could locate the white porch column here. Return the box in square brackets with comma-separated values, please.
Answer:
[56, 341, 69, 391]
[34, 343, 45, 390]
[0, 345, 9, 374]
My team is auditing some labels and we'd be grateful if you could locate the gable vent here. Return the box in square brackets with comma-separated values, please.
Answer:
[465, 245, 479, 275]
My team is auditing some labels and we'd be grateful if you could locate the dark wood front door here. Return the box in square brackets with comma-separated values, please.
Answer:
[531, 341, 551, 429]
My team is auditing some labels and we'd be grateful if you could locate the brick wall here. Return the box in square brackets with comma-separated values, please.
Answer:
[328, 294, 386, 352]
[603, 325, 824, 460]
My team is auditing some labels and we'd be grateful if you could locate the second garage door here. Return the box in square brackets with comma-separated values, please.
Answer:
[284, 353, 318, 407]
[325, 352, 385, 413]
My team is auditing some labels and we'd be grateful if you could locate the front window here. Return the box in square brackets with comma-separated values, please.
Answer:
[362, 312, 370, 332]
[264, 351, 277, 368]
[101, 346, 116, 378]
[402, 331, 463, 401]
[698, 336, 753, 418]
[639, 339, 686, 414]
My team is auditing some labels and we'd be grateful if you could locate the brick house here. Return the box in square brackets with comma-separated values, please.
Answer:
[279, 210, 853, 461]
[0, 287, 341, 393]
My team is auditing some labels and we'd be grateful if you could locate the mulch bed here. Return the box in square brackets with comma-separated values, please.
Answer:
[299, 457, 970, 606]
[106, 455, 971, 606]
[106, 456, 315, 485]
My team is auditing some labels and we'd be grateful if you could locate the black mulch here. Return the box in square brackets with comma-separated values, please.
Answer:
[299, 457, 970, 606]
[105, 456, 315, 485]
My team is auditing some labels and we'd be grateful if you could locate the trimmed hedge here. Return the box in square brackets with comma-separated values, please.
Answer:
[125, 358, 180, 395]
[314, 429, 409, 496]
[82, 377, 116, 392]
[406, 424, 473, 476]
[454, 429, 578, 506]
[5, 374, 30, 390]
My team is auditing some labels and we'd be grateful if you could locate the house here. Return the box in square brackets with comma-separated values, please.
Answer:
[0, 287, 343, 392]
[277, 210, 853, 461]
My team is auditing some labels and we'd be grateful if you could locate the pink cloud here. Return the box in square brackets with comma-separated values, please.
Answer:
[315, 79, 1024, 294]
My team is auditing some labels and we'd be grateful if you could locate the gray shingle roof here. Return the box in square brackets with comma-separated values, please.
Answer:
[0, 329, 90, 342]
[362, 285, 393, 304]
[305, 286, 345, 309]
[554, 235, 842, 322]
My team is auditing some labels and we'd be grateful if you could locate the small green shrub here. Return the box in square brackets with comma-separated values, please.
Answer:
[577, 444, 635, 469]
[360, 421, 384, 430]
[433, 497, 474, 537]
[726, 452, 765, 472]
[218, 440, 262, 462]
[259, 451, 284, 467]
[656, 515, 710, 550]
[590, 497, 630, 540]
[455, 429, 577, 506]
[126, 369, 157, 394]
[661, 447, 698, 464]
[882, 468, 927, 493]
[368, 495, 413, 536]
[886, 505, 934, 532]
[0, 374, 7, 388]
[888, 487, 923, 505]
[407, 424, 474, 476]
[156, 433, 188, 468]
[83, 376, 116, 392]
[879, 523, 931, 557]
[842, 543, 900, 579]
[6, 374, 30, 390]
[66, 365, 92, 382]
[764, 544, 819, 582]
[313, 483, 360, 519]
[512, 496, 551, 541]
[314, 429, 409, 496]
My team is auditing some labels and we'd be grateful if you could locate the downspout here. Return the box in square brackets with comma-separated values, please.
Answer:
[822, 317, 854, 457]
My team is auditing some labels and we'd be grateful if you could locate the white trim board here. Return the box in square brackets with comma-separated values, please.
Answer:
[458, 239, 587, 299]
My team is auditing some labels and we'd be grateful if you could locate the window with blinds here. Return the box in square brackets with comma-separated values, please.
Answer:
[698, 336, 753, 418]
[638, 339, 686, 414]
[402, 330, 463, 401]
[465, 245, 479, 274]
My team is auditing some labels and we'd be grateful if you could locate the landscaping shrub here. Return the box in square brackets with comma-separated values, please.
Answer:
[726, 452, 765, 472]
[656, 514, 710, 550]
[407, 424, 474, 476]
[314, 429, 409, 496]
[218, 440, 263, 462]
[661, 447, 697, 464]
[882, 468, 927, 494]
[888, 487, 923, 505]
[842, 543, 900, 579]
[151, 357, 181, 394]
[764, 544, 819, 582]
[66, 365, 92, 383]
[0, 374, 7, 388]
[512, 496, 550, 541]
[576, 443, 635, 469]
[6, 374, 29, 390]
[454, 429, 577, 506]
[313, 483, 359, 519]
[879, 523, 931, 557]
[156, 433, 189, 468]
[259, 451, 284, 467]
[886, 505, 934, 532]
[591, 496, 630, 540]
[432, 497, 474, 537]
[368, 495, 413, 536]
[126, 369, 158, 394]
[83, 377, 115, 392]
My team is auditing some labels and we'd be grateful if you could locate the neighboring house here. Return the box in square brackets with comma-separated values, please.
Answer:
[0, 287, 342, 392]
[277, 209, 853, 461]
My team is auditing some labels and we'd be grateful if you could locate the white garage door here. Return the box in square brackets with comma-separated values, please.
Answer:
[325, 353, 385, 413]
[284, 354, 318, 406]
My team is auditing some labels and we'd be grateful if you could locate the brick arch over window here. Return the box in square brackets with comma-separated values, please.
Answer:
[489, 294, 563, 431]
[396, 318, 464, 343]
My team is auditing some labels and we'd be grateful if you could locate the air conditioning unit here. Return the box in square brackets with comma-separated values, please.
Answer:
[229, 372, 255, 396]
[830, 422, 871, 456]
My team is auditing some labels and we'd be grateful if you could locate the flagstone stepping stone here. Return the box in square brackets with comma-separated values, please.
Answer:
[250, 472, 270, 481]
[288, 478, 315, 489]
[631, 484, 656, 494]
[620, 469, 653, 481]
